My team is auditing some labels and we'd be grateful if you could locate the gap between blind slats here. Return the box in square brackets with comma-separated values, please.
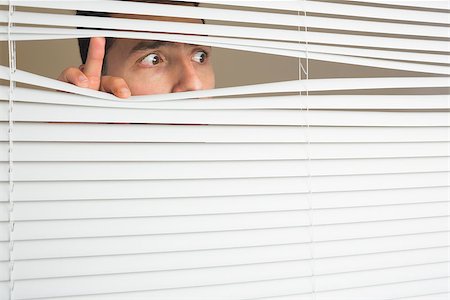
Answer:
[1, 86, 449, 110]
[2, 1, 448, 38]
[0, 158, 446, 182]
[8, 261, 450, 300]
[1, 11, 449, 54]
[1, 66, 448, 101]
[5, 34, 447, 73]
[2, 27, 449, 67]
[0, 142, 448, 162]
[2, 38, 447, 75]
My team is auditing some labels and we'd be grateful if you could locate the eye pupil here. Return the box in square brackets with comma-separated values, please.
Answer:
[193, 51, 207, 64]
[152, 55, 160, 65]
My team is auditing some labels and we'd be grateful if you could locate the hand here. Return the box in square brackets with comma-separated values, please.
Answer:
[57, 37, 131, 98]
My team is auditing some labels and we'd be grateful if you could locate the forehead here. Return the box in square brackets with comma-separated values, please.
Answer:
[110, 38, 191, 54]
[106, 12, 204, 55]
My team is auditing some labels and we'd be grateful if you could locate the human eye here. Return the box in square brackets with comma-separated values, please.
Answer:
[192, 50, 208, 64]
[139, 53, 163, 67]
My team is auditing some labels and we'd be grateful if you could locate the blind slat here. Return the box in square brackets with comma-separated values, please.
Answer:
[1, 11, 449, 53]
[11, 261, 449, 299]
[2, 86, 450, 110]
[0, 222, 9, 243]
[5, 1, 448, 38]
[0, 142, 448, 162]
[0, 282, 8, 300]
[392, 292, 450, 300]
[178, 0, 450, 24]
[8, 230, 450, 260]
[0, 261, 7, 281]
[4, 187, 449, 221]
[1, 157, 447, 182]
[258, 278, 450, 300]
[3, 102, 450, 126]
[11, 247, 449, 282]
[313, 262, 449, 291]
[3, 123, 448, 143]
[8, 277, 312, 300]
[16, 277, 314, 300]
[9, 214, 449, 241]
[310, 276, 450, 300]
[7, 172, 448, 201]
[11, 202, 450, 237]
[24, 278, 450, 300]
[347, 0, 450, 10]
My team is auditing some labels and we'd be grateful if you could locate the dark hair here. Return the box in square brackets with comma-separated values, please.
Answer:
[76, 1, 200, 69]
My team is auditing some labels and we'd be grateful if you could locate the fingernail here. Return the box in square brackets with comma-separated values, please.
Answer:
[119, 88, 131, 98]
[78, 76, 88, 87]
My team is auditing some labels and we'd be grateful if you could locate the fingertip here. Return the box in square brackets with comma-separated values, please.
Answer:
[118, 88, 131, 98]
[91, 36, 106, 44]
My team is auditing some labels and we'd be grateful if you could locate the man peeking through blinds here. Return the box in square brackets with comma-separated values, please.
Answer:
[58, 0, 215, 98]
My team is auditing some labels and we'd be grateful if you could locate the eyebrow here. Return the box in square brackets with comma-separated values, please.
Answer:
[130, 41, 175, 53]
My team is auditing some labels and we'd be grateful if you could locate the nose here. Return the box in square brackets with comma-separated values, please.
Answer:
[171, 59, 203, 93]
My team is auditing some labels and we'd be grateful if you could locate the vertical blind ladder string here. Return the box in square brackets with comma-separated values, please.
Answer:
[299, 0, 317, 298]
[7, 1, 15, 299]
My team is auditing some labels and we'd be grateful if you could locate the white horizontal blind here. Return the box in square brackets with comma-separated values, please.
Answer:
[1, 0, 449, 299]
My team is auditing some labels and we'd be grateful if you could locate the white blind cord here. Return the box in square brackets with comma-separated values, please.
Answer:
[299, 0, 316, 298]
[7, 1, 15, 298]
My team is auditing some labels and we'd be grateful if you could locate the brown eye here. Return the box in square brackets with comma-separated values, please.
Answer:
[192, 51, 207, 64]
[141, 53, 161, 66]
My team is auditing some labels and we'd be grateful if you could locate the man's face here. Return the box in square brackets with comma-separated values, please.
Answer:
[104, 14, 215, 95]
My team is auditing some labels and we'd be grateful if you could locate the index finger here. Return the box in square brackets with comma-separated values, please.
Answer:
[83, 37, 106, 90]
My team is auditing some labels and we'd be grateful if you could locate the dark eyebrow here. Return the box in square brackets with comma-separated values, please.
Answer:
[130, 41, 175, 54]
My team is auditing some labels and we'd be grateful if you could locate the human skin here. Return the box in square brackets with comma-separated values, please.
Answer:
[58, 15, 215, 98]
